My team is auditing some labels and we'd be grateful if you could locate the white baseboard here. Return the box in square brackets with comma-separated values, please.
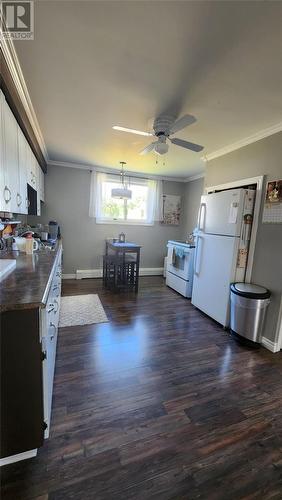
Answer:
[62, 273, 76, 279]
[139, 267, 163, 276]
[0, 449, 37, 467]
[73, 267, 164, 280]
[261, 336, 280, 353]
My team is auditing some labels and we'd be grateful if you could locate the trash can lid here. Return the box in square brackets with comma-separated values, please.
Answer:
[230, 283, 271, 299]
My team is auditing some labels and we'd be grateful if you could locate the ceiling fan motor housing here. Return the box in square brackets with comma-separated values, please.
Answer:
[153, 115, 175, 136]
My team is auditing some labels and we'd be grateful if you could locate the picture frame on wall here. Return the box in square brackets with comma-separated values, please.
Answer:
[161, 195, 181, 225]
[262, 179, 282, 224]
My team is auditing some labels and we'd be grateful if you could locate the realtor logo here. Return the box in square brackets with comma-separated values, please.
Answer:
[0, 1, 34, 39]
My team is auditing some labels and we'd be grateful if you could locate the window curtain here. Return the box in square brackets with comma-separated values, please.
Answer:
[89, 171, 163, 223]
[89, 171, 107, 218]
[147, 179, 163, 222]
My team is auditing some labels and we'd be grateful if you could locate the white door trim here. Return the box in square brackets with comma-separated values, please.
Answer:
[205, 176, 264, 283]
[277, 298, 282, 351]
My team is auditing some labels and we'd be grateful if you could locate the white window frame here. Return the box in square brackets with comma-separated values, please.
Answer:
[95, 173, 156, 226]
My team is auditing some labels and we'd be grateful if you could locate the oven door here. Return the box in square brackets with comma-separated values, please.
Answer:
[167, 244, 191, 280]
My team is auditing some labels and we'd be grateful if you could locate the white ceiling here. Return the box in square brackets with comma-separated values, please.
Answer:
[14, 1, 282, 178]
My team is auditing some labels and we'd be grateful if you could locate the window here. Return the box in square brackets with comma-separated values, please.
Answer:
[89, 172, 163, 225]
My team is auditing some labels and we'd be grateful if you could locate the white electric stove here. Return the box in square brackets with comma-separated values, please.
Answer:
[166, 240, 195, 298]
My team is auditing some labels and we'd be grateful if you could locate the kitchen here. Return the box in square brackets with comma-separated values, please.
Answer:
[1, 1, 282, 499]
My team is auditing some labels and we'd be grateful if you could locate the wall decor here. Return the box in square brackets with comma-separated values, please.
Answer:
[162, 195, 181, 225]
[262, 179, 282, 223]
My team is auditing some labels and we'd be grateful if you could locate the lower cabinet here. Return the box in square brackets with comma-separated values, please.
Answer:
[0, 308, 44, 461]
[0, 248, 62, 465]
[41, 253, 62, 437]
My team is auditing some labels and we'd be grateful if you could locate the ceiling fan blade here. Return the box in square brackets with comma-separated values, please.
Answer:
[170, 137, 203, 152]
[169, 114, 197, 135]
[113, 125, 153, 137]
[140, 141, 158, 155]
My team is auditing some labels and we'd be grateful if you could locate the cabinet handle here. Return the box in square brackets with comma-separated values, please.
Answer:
[54, 298, 59, 313]
[4, 186, 11, 203]
[47, 304, 54, 313]
[50, 322, 56, 340]
[16, 193, 22, 206]
[26, 197, 30, 208]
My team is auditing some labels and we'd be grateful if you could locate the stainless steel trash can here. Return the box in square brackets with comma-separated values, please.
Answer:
[230, 283, 271, 343]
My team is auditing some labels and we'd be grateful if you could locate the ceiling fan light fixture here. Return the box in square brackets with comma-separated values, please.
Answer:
[111, 161, 132, 200]
[154, 141, 169, 155]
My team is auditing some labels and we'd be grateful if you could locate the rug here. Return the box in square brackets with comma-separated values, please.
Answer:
[59, 294, 108, 327]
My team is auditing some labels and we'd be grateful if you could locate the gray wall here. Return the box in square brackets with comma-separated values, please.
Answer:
[182, 177, 204, 236]
[34, 165, 185, 274]
[205, 132, 282, 344]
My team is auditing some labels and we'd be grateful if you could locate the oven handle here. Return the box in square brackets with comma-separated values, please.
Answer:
[194, 236, 203, 276]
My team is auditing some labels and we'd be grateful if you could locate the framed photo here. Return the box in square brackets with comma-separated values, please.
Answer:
[161, 195, 181, 225]
[262, 179, 282, 223]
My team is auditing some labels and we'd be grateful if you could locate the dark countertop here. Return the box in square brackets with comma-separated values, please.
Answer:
[0, 241, 62, 313]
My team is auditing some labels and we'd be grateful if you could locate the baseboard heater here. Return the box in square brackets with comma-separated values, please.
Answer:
[62, 268, 164, 280]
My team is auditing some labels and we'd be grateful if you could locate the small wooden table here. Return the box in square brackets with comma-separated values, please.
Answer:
[105, 241, 141, 292]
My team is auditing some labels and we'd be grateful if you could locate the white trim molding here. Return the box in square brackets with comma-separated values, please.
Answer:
[261, 336, 280, 354]
[201, 122, 282, 162]
[206, 176, 264, 284]
[0, 24, 48, 160]
[74, 267, 164, 280]
[47, 160, 187, 183]
[276, 297, 282, 350]
[184, 173, 205, 183]
[0, 449, 37, 467]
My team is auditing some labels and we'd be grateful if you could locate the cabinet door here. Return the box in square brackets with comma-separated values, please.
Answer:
[0, 91, 5, 211]
[17, 127, 28, 214]
[35, 162, 41, 215]
[2, 97, 19, 212]
[26, 144, 37, 188]
[40, 167, 45, 202]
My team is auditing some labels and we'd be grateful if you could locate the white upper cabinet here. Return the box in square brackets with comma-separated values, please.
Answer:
[26, 143, 37, 189]
[1, 93, 20, 213]
[0, 91, 4, 211]
[39, 165, 45, 202]
[17, 127, 28, 214]
[35, 162, 41, 215]
[0, 89, 44, 215]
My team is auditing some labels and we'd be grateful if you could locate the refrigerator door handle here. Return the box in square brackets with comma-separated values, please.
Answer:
[194, 236, 203, 276]
[197, 202, 206, 232]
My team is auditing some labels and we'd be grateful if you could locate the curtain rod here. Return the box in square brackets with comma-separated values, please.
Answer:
[96, 170, 156, 183]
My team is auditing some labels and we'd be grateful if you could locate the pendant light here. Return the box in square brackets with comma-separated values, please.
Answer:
[111, 161, 132, 199]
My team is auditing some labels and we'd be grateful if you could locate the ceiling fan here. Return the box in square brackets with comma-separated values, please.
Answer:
[113, 114, 203, 156]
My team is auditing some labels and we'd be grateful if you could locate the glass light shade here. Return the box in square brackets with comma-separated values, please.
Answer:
[111, 187, 132, 199]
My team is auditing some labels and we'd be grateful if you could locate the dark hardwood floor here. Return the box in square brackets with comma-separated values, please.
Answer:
[2, 277, 282, 500]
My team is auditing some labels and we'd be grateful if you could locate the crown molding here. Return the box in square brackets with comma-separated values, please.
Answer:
[184, 173, 205, 183]
[47, 159, 190, 182]
[0, 23, 48, 161]
[201, 122, 282, 162]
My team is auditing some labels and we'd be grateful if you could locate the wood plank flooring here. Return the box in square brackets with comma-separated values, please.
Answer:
[2, 277, 282, 499]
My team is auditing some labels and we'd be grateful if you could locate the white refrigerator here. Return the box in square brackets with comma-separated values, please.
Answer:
[191, 188, 255, 327]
